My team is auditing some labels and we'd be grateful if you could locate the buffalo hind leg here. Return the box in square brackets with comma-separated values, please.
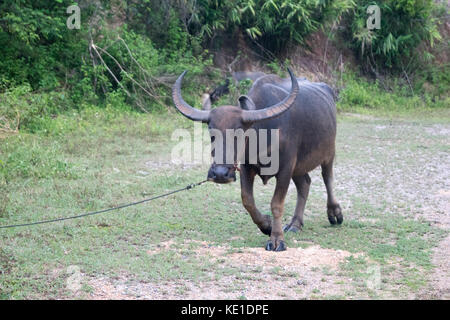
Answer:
[240, 166, 272, 235]
[284, 173, 311, 233]
[266, 172, 291, 252]
[321, 160, 343, 225]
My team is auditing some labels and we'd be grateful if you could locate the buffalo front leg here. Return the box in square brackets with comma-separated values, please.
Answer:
[240, 166, 272, 235]
[266, 173, 291, 252]
[321, 160, 343, 225]
[284, 173, 311, 233]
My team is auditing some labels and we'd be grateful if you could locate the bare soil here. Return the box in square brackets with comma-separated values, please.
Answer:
[89, 240, 358, 299]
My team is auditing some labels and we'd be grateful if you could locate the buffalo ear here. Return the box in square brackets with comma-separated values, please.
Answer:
[238, 95, 256, 111]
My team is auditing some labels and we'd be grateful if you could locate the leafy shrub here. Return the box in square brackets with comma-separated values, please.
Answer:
[0, 0, 446, 121]
[337, 71, 448, 113]
[189, 0, 355, 52]
[87, 25, 214, 112]
[0, 85, 69, 133]
[414, 63, 450, 101]
[0, 0, 89, 91]
[346, 0, 442, 70]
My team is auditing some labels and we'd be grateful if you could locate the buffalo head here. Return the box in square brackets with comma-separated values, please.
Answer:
[172, 68, 299, 184]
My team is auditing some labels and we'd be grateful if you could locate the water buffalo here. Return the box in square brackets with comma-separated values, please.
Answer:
[172, 68, 343, 251]
[209, 79, 230, 103]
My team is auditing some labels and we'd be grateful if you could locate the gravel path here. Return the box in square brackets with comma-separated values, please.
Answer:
[333, 117, 449, 299]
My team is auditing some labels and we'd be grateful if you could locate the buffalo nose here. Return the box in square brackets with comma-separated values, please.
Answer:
[212, 165, 229, 179]
[207, 165, 235, 183]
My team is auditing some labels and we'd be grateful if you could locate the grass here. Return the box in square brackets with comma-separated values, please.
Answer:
[336, 72, 449, 117]
[0, 96, 449, 298]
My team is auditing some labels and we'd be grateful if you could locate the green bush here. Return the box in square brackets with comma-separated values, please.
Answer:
[346, 0, 442, 70]
[414, 63, 450, 101]
[0, 0, 447, 123]
[0, 0, 89, 91]
[189, 0, 354, 52]
[86, 25, 213, 112]
[0, 85, 69, 133]
[337, 71, 449, 113]
[0, 0, 212, 114]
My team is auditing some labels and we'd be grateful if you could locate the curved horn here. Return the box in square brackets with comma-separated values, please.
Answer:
[241, 68, 299, 123]
[172, 71, 210, 122]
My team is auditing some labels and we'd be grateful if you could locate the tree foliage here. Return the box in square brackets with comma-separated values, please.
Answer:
[0, 0, 86, 90]
[0, 0, 446, 120]
[347, 0, 443, 70]
[188, 0, 355, 52]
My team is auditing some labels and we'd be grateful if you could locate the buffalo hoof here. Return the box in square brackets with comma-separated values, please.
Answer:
[283, 224, 301, 233]
[265, 240, 274, 251]
[265, 240, 287, 252]
[274, 240, 286, 252]
[328, 216, 337, 225]
[327, 204, 343, 225]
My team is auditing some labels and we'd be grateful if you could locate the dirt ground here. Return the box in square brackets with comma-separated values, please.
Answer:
[87, 237, 447, 300]
[88, 239, 362, 299]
